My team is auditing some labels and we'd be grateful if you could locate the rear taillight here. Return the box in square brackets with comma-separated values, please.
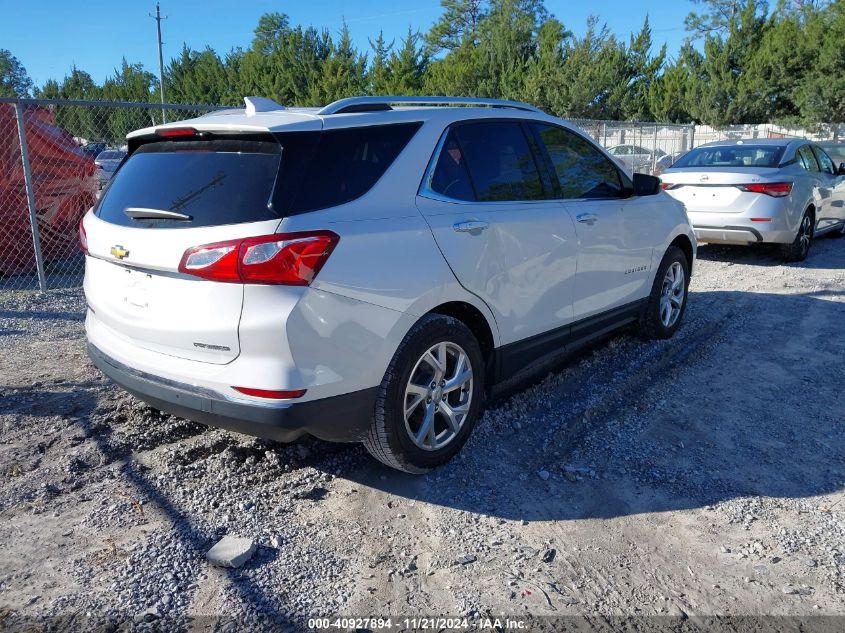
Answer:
[178, 231, 339, 285]
[737, 182, 792, 197]
[79, 216, 88, 255]
[661, 182, 681, 190]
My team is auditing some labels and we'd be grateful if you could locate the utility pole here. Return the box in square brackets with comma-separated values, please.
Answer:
[150, 2, 167, 123]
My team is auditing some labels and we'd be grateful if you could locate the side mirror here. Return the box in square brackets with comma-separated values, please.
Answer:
[633, 173, 661, 196]
[838, 162, 845, 175]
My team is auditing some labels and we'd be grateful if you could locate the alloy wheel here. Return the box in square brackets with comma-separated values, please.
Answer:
[799, 214, 812, 256]
[403, 341, 474, 451]
[659, 261, 685, 328]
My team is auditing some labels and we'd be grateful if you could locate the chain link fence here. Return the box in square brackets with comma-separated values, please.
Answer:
[0, 98, 222, 292]
[1, 97, 840, 292]
[568, 119, 696, 176]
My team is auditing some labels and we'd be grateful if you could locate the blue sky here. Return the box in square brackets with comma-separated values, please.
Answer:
[4, 0, 694, 88]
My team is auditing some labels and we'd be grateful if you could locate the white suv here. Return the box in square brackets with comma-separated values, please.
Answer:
[82, 96, 696, 473]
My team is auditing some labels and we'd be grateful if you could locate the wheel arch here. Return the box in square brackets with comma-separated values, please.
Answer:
[426, 301, 496, 369]
[669, 233, 695, 274]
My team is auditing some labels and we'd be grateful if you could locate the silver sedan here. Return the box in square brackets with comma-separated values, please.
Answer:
[660, 139, 845, 261]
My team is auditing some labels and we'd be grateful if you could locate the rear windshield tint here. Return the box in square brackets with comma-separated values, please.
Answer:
[672, 145, 785, 168]
[97, 123, 421, 228]
[96, 138, 282, 229]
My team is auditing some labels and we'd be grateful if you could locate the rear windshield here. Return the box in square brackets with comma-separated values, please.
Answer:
[672, 145, 785, 169]
[97, 123, 421, 228]
[97, 138, 282, 229]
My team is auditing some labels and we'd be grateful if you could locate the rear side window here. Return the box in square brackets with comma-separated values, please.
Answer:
[97, 138, 282, 229]
[797, 145, 820, 172]
[427, 130, 475, 201]
[453, 122, 545, 201]
[277, 123, 421, 214]
[532, 123, 624, 199]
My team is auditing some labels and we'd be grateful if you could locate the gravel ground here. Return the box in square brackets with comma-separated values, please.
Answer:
[1, 237, 844, 631]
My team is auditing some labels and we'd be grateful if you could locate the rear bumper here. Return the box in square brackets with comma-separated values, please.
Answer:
[693, 225, 765, 244]
[88, 343, 376, 443]
[692, 222, 795, 245]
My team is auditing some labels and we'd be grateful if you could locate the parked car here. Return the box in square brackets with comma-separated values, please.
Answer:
[80, 141, 108, 158]
[0, 103, 98, 275]
[94, 149, 127, 188]
[607, 144, 674, 175]
[817, 140, 845, 167]
[82, 95, 696, 473]
[660, 139, 845, 261]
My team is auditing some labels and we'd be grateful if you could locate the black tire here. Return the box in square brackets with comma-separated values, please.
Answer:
[637, 246, 690, 340]
[780, 210, 814, 261]
[363, 314, 486, 474]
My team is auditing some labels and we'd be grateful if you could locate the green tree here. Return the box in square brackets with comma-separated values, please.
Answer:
[523, 18, 571, 113]
[167, 45, 228, 104]
[796, 0, 845, 128]
[101, 59, 158, 137]
[619, 17, 666, 120]
[425, 0, 487, 53]
[685, 0, 768, 37]
[369, 31, 393, 94]
[0, 49, 33, 97]
[384, 29, 428, 95]
[318, 23, 368, 103]
[648, 44, 701, 122]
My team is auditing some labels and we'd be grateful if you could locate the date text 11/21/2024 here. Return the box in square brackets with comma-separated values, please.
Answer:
[307, 617, 530, 630]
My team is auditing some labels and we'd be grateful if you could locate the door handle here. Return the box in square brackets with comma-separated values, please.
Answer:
[453, 220, 489, 233]
[576, 213, 598, 225]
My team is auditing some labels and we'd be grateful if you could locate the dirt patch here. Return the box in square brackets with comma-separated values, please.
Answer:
[1, 238, 843, 630]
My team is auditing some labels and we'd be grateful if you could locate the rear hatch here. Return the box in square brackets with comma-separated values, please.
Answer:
[84, 133, 286, 364]
[661, 167, 781, 213]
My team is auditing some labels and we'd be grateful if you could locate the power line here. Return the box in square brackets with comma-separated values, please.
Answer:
[149, 2, 168, 123]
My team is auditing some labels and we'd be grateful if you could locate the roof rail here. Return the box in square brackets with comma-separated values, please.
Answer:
[317, 96, 543, 116]
[244, 96, 285, 116]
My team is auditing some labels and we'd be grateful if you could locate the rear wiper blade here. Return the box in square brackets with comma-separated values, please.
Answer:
[124, 207, 192, 221]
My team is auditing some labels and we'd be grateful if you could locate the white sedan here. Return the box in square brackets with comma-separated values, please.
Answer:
[660, 139, 845, 261]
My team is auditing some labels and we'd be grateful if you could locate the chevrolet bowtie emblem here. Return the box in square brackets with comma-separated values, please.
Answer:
[111, 245, 129, 259]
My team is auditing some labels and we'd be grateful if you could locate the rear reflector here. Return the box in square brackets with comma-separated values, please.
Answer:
[157, 127, 198, 138]
[750, 218, 772, 222]
[178, 231, 339, 285]
[232, 387, 306, 400]
[79, 215, 88, 255]
[737, 182, 792, 197]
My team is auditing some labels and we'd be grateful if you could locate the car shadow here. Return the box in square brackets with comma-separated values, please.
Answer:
[696, 233, 844, 269]
[321, 287, 845, 523]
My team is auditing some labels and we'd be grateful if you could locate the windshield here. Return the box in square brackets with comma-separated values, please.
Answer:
[672, 145, 785, 168]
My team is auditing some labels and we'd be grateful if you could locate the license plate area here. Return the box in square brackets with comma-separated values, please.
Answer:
[123, 268, 152, 310]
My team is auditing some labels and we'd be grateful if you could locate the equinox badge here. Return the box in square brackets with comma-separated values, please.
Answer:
[111, 245, 129, 260]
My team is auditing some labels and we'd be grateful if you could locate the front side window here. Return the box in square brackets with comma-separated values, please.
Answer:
[452, 122, 545, 202]
[811, 145, 835, 175]
[797, 145, 820, 172]
[532, 123, 624, 199]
